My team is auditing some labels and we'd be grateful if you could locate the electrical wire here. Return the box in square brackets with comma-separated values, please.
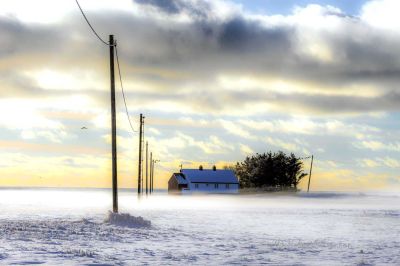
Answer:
[115, 44, 137, 133]
[75, 0, 109, 46]
[75, 0, 136, 133]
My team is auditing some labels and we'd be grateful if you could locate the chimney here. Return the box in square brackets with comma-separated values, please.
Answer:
[212, 165, 217, 171]
[199, 165, 203, 171]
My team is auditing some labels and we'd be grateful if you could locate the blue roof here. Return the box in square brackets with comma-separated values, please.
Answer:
[181, 169, 238, 184]
[172, 173, 188, 184]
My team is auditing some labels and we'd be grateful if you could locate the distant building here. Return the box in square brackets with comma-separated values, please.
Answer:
[168, 166, 239, 194]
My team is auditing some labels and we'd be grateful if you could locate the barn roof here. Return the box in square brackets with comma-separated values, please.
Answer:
[181, 169, 238, 184]
[172, 173, 188, 185]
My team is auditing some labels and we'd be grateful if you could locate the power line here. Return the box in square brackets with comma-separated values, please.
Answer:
[75, 0, 136, 133]
[75, 0, 109, 46]
[115, 44, 137, 133]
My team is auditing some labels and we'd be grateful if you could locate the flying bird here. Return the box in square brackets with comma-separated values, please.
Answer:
[81, 126, 88, 130]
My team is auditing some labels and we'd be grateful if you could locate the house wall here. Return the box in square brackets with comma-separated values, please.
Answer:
[168, 176, 179, 192]
[188, 182, 239, 193]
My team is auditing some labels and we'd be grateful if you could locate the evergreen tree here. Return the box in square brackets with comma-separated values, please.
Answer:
[234, 151, 307, 189]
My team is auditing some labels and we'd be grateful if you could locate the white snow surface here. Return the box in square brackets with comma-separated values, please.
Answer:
[0, 188, 399, 265]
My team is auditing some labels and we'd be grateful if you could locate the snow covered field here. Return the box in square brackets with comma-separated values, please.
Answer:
[0, 188, 399, 265]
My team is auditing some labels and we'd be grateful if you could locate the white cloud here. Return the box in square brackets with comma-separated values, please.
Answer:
[358, 157, 400, 169]
[0, 100, 63, 130]
[379, 157, 400, 168]
[0, 0, 134, 24]
[148, 127, 161, 136]
[358, 140, 400, 152]
[361, 0, 400, 33]
[27, 69, 103, 91]
[239, 143, 253, 155]
[20, 130, 68, 143]
[219, 119, 255, 140]
[239, 118, 380, 139]
[359, 158, 380, 168]
[264, 137, 301, 152]
[0, 100, 70, 142]
[177, 132, 233, 154]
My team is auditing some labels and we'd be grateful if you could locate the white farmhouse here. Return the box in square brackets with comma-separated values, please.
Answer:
[168, 166, 239, 194]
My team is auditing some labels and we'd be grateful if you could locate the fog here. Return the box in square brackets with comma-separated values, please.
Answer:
[0, 188, 399, 264]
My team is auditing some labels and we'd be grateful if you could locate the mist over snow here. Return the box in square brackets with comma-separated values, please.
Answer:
[0, 188, 399, 264]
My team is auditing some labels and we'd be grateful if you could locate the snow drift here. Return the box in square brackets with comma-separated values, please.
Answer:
[104, 211, 151, 228]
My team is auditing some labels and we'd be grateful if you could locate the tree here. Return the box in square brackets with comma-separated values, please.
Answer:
[234, 151, 307, 189]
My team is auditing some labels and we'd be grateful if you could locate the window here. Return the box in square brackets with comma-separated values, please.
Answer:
[214, 184, 219, 189]
[195, 184, 199, 189]
[226, 184, 229, 189]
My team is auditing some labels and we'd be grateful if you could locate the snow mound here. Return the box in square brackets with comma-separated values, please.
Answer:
[104, 211, 151, 228]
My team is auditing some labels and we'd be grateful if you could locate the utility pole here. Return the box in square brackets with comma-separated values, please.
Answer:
[152, 159, 159, 193]
[307, 155, 314, 192]
[146, 141, 149, 195]
[151, 159, 154, 193]
[110, 35, 118, 213]
[141, 117, 145, 195]
[137, 114, 144, 195]
[149, 152, 153, 194]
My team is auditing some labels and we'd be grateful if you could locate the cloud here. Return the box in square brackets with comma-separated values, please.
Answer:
[148, 127, 162, 136]
[219, 119, 255, 139]
[239, 117, 380, 139]
[359, 157, 400, 168]
[380, 157, 400, 168]
[176, 132, 233, 154]
[264, 137, 306, 153]
[2, 1, 400, 116]
[361, 0, 400, 33]
[1, 0, 400, 189]
[135, 0, 182, 14]
[359, 158, 381, 168]
[239, 143, 253, 155]
[20, 130, 67, 143]
[357, 140, 400, 152]
[0, 102, 62, 130]
[134, 0, 211, 19]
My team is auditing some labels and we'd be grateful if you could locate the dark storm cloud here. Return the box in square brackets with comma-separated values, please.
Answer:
[0, 17, 72, 56]
[218, 17, 291, 53]
[102, 12, 295, 80]
[135, 0, 181, 14]
[109, 85, 400, 115]
[2, 1, 400, 115]
[134, 0, 210, 18]
[267, 90, 400, 114]
[103, 9, 400, 89]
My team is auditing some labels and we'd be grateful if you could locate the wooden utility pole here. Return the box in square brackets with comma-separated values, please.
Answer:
[110, 35, 118, 213]
[152, 159, 159, 193]
[149, 152, 153, 193]
[307, 155, 314, 192]
[146, 141, 149, 195]
[137, 114, 143, 194]
[151, 159, 154, 193]
[141, 117, 145, 195]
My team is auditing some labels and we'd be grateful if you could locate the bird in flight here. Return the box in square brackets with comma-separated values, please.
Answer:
[81, 126, 88, 130]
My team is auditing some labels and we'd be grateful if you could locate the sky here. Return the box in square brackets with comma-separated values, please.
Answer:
[0, 0, 400, 191]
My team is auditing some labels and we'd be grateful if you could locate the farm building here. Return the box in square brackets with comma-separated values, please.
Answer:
[168, 166, 239, 194]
